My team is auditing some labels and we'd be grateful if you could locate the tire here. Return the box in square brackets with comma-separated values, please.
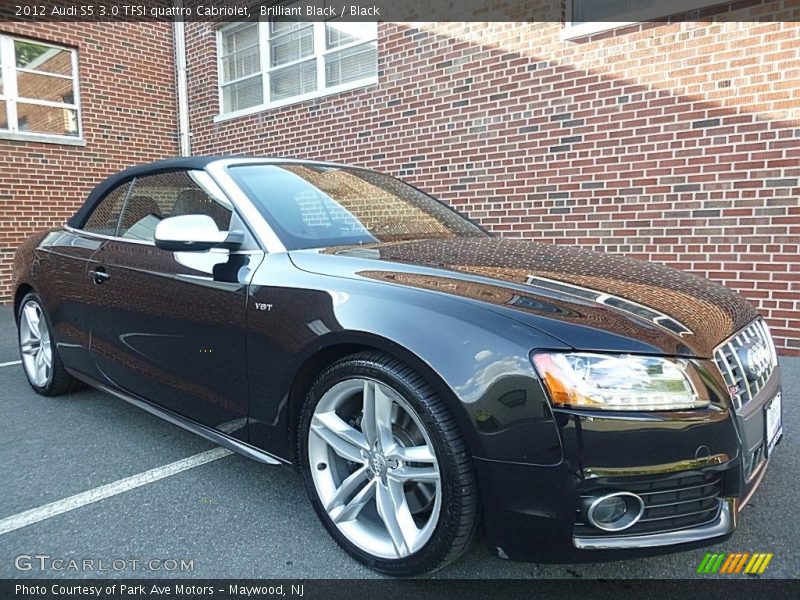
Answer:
[17, 292, 82, 396]
[298, 351, 479, 576]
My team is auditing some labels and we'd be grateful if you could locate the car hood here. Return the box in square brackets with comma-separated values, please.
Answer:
[289, 238, 758, 358]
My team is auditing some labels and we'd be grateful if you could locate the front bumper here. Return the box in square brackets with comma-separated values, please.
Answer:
[476, 361, 782, 562]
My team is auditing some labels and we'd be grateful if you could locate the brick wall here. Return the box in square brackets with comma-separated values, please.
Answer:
[185, 6, 800, 354]
[0, 22, 180, 300]
[2, 9, 798, 355]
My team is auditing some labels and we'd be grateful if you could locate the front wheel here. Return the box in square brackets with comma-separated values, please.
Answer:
[299, 352, 479, 576]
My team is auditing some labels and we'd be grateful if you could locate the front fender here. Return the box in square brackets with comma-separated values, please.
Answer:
[246, 253, 567, 465]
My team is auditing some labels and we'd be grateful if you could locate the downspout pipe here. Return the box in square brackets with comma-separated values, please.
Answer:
[173, 3, 191, 157]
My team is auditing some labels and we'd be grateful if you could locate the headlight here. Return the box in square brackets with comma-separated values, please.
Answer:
[531, 352, 708, 411]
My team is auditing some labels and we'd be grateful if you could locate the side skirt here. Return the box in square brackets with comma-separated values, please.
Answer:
[69, 369, 287, 466]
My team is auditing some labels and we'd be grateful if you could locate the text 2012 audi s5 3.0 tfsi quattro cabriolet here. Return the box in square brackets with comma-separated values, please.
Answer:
[13, 157, 783, 576]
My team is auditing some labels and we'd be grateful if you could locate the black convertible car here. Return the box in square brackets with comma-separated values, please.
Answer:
[13, 157, 782, 575]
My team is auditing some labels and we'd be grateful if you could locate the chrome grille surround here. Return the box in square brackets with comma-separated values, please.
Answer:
[713, 318, 778, 410]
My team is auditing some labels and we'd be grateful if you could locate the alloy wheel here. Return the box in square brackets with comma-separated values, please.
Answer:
[19, 299, 53, 388]
[308, 378, 442, 560]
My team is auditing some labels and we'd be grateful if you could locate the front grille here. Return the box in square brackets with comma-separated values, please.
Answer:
[575, 472, 723, 538]
[713, 318, 777, 409]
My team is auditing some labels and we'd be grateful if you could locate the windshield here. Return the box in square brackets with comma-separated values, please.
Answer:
[227, 163, 488, 250]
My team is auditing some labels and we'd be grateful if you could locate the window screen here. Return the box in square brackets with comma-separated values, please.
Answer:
[0, 35, 80, 138]
[218, 17, 377, 114]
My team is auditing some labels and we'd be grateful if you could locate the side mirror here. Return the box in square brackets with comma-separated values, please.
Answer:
[154, 215, 232, 252]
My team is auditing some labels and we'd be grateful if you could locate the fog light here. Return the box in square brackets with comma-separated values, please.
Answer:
[584, 492, 645, 532]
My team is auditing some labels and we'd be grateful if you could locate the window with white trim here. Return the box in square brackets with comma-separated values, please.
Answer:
[218, 15, 377, 116]
[566, 0, 731, 38]
[0, 35, 81, 139]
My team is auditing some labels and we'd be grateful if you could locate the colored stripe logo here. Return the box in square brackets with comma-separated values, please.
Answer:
[696, 552, 773, 574]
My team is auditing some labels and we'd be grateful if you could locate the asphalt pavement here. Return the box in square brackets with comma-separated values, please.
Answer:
[0, 305, 796, 579]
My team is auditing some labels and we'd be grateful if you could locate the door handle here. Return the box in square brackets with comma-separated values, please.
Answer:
[89, 267, 111, 284]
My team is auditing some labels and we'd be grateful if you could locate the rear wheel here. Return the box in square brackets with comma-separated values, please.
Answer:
[299, 352, 479, 576]
[17, 293, 81, 396]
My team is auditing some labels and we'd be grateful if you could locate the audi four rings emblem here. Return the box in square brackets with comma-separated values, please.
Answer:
[741, 340, 771, 382]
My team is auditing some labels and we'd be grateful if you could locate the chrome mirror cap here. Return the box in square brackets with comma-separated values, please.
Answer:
[154, 214, 228, 252]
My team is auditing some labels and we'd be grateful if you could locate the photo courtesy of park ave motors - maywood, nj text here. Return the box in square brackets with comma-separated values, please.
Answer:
[0, 0, 798, 593]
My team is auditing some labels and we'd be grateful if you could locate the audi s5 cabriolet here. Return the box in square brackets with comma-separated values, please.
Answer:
[13, 157, 783, 575]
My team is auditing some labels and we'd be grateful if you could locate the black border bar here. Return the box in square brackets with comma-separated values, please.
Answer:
[2, 579, 800, 600]
[0, 0, 791, 23]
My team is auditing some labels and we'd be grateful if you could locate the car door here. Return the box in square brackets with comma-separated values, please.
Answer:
[87, 169, 263, 436]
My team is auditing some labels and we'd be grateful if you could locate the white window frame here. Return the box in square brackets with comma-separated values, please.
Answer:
[0, 34, 83, 145]
[563, 0, 732, 40]
[215, 21, 378, 122]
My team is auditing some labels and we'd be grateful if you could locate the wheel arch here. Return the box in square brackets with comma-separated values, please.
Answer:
[286, 331, 480, 467]
[13, 283, 34, 320]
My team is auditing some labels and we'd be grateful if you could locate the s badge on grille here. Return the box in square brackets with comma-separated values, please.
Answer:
[728, 385, 741, 402]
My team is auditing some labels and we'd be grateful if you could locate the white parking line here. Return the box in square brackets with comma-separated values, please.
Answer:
[0, 360, 21, 368]
[0, 447, 232, 536]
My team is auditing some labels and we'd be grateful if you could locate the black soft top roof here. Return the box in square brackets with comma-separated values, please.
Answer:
[68, 156, 236, 228]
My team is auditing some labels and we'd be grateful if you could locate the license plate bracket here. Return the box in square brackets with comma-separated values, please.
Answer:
[765, 392, 782, 456]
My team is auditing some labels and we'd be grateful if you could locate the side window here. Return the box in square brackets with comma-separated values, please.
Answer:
[83, 181, 130, 235]
[117, 171, 233, 242]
